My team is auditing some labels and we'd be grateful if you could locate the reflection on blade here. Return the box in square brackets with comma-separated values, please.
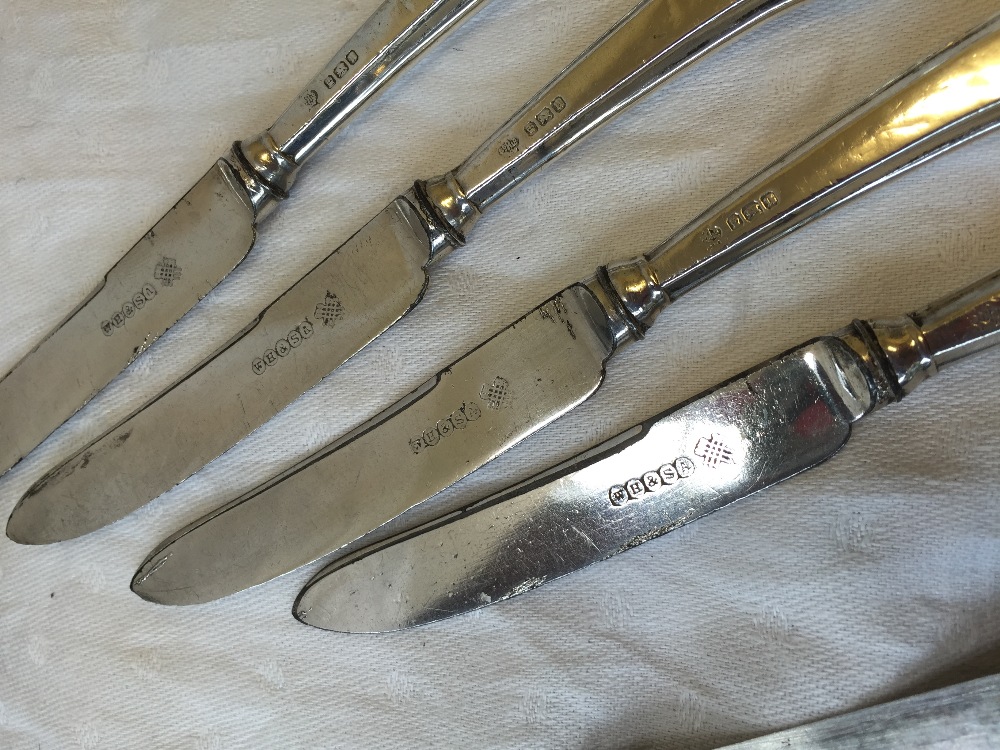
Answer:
[6, 198, 432, 544]
[293, 337, 875, 632]
[0, 163, 256, 475]
[131, 285, 616, 604]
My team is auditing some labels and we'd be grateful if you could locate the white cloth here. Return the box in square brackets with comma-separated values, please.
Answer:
[1, 1, 998, 748]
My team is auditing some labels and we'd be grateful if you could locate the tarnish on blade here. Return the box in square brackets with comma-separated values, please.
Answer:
[293, 336, 876, 632]
[131, 285, 617, 604]
[6, 197, 434, 544]
[0, 162, 256, 476]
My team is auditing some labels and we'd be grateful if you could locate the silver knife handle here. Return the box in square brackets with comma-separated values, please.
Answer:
[231, 0, 487, 212]
[861, 269, 1000, 398]
[416, 0, 803, 245]
[597, 16, 1000, 335]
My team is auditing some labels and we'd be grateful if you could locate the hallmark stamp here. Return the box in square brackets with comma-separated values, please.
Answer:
[154, 257, 183, 287]
[315, 291, 345, 327]
[608, 457, 696, 507]
[699, 190, 781, 247]
[323, 50, 359, 90]
[694, 434, 735, 468]
[251, 320, 314, 376]
[409, 401, 483, 454]
[726, 190, 779, 232]
[101, 283, 158, 336]
[303, 89, 320, 108]
[480, 376, 511, 410]
[498, 136, 521, 156]
[524, 96, 569, 137]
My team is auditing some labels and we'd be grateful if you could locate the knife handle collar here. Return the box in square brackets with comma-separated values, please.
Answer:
[592, 258, 671, 340]
[843, 269, 1000, 402]
[413, 172, 482, 258]
[226, 133, 299, 218]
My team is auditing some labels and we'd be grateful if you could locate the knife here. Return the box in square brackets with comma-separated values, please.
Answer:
[0, 0, 490, 477]
[7, 0, 804, 543]
[130, 17, 1000, 606]
[717, 675, 1000, 749]
[293, 267, 1000, 631]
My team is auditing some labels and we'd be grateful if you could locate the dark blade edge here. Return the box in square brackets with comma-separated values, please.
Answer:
[293, 335, 854, 623]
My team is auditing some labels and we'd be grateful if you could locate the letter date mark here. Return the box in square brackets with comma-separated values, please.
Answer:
[524, 96, 567, 137]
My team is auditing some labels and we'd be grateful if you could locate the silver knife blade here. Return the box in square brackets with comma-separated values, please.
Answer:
[131, 286, 617, 603]
[0, 0, 489, 476]
[0, 163, 255, 475]
[132, 18, 1000, 605]
[8, 0, 805, 541]
[7, 197, 432, 543]
[293, 269, 1000, 632]
[292, 335, 876, 632]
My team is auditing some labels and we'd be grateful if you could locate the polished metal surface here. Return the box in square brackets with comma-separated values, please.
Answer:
[0, 163, 255, 476]
[132, 286, 615, 604]
[716, 675, 1000, 749]
[7, 198, 433, 544]
[132, 16, 1000, 604]
[0, 0, 488, 476]
[611, 17, 1000, 328]
[9, 0, 801, 544]
[294, 270, 1000, 632]
[295, 336, 875, 631]
[448, 0, 804, 210]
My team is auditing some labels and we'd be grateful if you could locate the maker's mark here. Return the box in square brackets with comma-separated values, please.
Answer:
[154, 257, 183, 287]
[315, 291, 345, 327]
[480, 376, 511, 410]
[694, 434, 735, 468]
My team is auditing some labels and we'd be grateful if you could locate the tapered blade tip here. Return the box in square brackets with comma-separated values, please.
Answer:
[6, 490, 84, 545]
[293, 575, 400, 634]
[130, 550, 192, 605]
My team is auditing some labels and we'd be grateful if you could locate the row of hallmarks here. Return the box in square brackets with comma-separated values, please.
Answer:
[100, 255, 182, 337]
[700, 190, 780, 248]
[409, 376, 512, 455]
[607, 434, 736, 507]
[249, 289, 347, 376]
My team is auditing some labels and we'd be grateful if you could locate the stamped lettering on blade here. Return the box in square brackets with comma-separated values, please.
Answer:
[409, 401, 482, 455]
[539, 295, 577, 340]
[101, 283, 158, 336]
[251, 320, 315, 376]
[608, 456, 696, 507]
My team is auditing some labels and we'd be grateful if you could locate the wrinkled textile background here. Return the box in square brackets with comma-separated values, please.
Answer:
[1, 1, 999, 748]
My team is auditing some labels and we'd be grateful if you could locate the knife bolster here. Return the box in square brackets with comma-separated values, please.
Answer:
[228, 132, 300, 218]
[596, 258, 671, 339]
[409, 173, 482, 263]
[836, 316, 936, 407]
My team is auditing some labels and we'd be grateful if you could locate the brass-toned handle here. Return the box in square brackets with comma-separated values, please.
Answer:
[647, 16, 1000, 301]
